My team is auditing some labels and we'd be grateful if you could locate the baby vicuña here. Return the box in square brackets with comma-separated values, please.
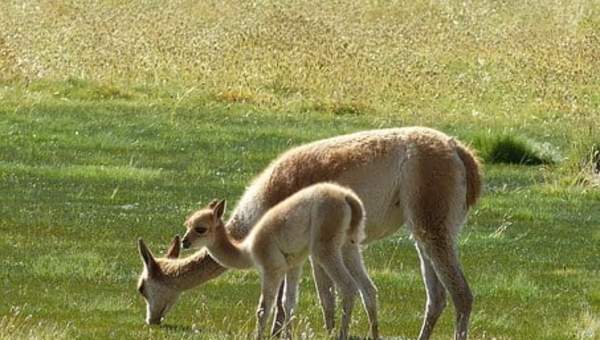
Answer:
[181, 183, 378, 340]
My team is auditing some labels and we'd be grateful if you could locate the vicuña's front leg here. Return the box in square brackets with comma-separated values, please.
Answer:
[256, 271, 284, 340]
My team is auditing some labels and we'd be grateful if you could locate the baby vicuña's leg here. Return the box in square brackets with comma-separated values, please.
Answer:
[281, 266, 302, 339]
[256, 269, 285, 340]
[310, 256, 336, 333]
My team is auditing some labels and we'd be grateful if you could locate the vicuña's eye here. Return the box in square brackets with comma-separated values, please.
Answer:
[195, 226, 207, 234]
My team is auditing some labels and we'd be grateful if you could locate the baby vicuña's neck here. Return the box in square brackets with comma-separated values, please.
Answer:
[206, 224, 254, 270]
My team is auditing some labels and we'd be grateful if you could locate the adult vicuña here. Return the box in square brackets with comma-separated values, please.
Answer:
[181, 183, 378, 340]
[137, 127, 482, 340]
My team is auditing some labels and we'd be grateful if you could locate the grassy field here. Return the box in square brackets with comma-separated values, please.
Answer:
[1, 0, 600, 339]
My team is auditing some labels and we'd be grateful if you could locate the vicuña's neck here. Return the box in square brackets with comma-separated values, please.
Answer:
[226, 187, 268, 241]
[206, 226, 254, 270]
[160, 250, 228, 291]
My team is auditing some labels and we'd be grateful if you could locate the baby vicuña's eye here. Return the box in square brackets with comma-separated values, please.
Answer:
[195, 226, 207, 234]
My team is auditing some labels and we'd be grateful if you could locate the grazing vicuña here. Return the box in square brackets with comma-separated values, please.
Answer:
[138, 127, 482, 340]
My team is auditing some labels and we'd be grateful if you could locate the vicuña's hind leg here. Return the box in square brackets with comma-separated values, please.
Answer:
[310, 257, 336, 333]
[315, 249, 358, 340]
[415, 242, 447, 340]
[342, 244, 379, 339]
[419, 238, 472, 340]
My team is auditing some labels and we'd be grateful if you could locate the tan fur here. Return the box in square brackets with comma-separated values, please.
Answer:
[408, 130, 460, 241]
[181, 183, 378, 340]
[344, 194, 366, 244]
[154, 250, 226, 286]
[263, 133, 398, 207]
[136, 237, 226, 325]
[455, 142, 483, 208]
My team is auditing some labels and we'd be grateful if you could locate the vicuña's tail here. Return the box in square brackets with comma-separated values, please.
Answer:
[345, 193, 366, 244]
[455, 142, 483, 208]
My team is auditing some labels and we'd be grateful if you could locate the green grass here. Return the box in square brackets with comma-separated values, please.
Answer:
[1, 93, 599, 339]
[1, 0, 599, 339]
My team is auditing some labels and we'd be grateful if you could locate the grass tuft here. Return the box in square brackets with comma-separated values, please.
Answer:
[28, 78, 133, 101]
[591, 145, 600, 175]
[574, 310, 600, 339]
[215, 89, 258, 104]
[0, 306, 72, 340]
[330, 101, 368, 116]
[472, 133, 559, 165]
[565, 141, 600, 187]
[581, 143, 600, 176]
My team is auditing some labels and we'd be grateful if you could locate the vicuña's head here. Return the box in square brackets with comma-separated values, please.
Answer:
[137, 235, 181, 325]
[181, 199, 226, 250]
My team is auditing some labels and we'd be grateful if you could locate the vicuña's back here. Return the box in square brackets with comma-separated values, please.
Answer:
[227, 127, 481, 243]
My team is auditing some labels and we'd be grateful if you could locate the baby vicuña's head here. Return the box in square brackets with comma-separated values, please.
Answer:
[181, 199, 226, 250]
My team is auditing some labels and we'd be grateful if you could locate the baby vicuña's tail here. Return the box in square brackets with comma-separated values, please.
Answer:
[345, 193, 366, 244]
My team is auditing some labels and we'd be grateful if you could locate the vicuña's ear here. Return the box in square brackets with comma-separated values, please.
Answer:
[138, 238, 160, 276]
[208, 199, 219, 209]
[165, 235, 181, 259]
[213, 199, 226, 221]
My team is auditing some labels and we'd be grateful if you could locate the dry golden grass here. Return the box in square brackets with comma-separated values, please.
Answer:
[1, 0, 599, 117]
[1, 0, 599, 179]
